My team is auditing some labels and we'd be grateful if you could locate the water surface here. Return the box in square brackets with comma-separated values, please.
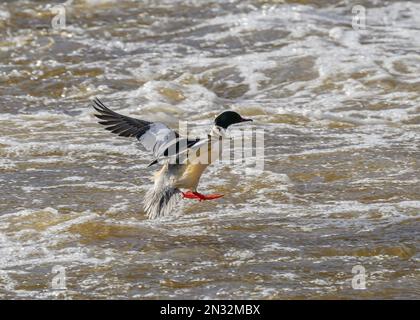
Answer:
[0, 0, 419, 299]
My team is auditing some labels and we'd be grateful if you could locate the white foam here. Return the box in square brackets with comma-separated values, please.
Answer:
[61, 176, 85, 182]
[0, 7, 10, 21]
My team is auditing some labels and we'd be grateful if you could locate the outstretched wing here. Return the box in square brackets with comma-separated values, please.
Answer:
[92, 98, 199, 161]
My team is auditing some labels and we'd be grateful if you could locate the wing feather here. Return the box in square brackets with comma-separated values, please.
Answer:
[92, 98, 151, 138]
[93, 98, 198, 161]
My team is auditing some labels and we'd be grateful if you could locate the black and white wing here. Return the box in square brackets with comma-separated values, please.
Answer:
[92, 98, 199, 163]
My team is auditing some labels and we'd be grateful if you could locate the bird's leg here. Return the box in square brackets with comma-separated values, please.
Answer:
[182, 191, 224, 201]
[181, 191, 198, 199]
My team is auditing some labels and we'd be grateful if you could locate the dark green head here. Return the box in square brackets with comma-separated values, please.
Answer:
[214, 111, 252, 129]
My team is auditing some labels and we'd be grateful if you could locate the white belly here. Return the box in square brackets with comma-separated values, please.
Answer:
[174, 163, 209, 191]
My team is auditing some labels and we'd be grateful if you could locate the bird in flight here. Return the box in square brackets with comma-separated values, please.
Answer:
[92, 98, 252, 219]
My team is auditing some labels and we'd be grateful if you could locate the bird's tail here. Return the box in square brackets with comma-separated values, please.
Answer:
[143, 184, 181, 219]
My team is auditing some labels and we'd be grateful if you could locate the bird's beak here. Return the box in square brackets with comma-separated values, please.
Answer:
[240, 118, 253, 123]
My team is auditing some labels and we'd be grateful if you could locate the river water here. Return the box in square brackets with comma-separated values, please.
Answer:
[0, 0, 419, 299]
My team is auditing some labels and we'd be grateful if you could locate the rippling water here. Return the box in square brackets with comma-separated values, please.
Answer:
[0, 0, 419, 299]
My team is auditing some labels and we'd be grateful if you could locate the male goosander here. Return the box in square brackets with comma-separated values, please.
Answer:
[92, 98, 252, 219]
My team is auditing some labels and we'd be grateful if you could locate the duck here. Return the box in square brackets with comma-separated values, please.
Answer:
[92, 98, 252, 219]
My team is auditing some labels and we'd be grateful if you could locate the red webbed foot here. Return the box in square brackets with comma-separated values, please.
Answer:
[182, 191, 224, 201]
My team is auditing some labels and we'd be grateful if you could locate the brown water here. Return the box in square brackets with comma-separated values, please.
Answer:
[0, 0, 419, 299]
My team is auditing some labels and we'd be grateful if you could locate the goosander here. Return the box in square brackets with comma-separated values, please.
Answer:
[92, 98, 252, 219]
